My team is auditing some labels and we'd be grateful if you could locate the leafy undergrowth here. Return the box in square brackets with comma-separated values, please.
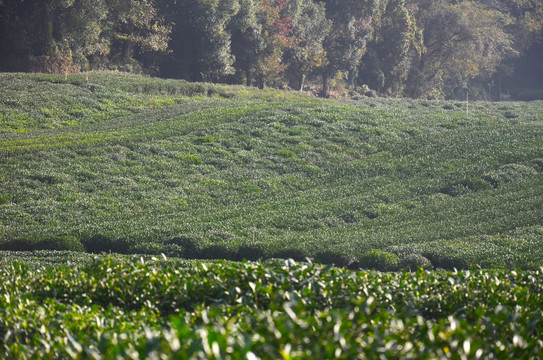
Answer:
[1, 72, 543, 270]
[1, 254, 542, 359]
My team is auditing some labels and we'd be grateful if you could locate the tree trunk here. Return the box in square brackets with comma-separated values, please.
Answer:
[246, 66, 252, 87]
[300, 73, 305, 91]
[123, 43, 134, 64]
[39, 3, 55, 56]
[322, 72, 329, 98]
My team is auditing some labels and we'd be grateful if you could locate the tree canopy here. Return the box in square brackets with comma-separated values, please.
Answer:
[0, 0, 541, 99]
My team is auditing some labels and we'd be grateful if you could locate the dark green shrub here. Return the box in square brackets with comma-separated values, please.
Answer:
[339, 213, 360, 224]
[503, 111, 519, 119]
[161, 244, 184, 257]
[530, 158, 543, 172]
[365, 89, 378, 98]
[0, 235, 84, 252]
[200, 244, 236, 260]
[234, 245, 266, 261]
[421, 251, 469, 270]
[81, 233, 131, 254]
[128, 242, 165, 255]
[349, 91, 363, 100]
[184, 83, 209, 96]
[41, 235, 85, 252]
[167, 236, 200, 259]
[30, 174, 61, 184]
[363, 210, 379, 220]
[315, 251, 357, 268]
[483, 164, 537, 187]
[359, 250, 399, 271]
[127, 241, 184, 257]
[195, 135, 214, 144]
[441, 183, 472, 197]
[272, 248, 309, 262]
[399, 254, 432, 271]
[0, 238, 39, 251]
[441, 178, 493, 197]
[465, 177, 494, 192]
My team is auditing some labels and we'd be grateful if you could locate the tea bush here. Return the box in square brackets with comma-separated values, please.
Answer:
[359, 250, 400, 271]
[399, 253, 433, 271]
[0, 235, 85, 252]
[0, 255, 542, 358]
[483, 163, 538, 187]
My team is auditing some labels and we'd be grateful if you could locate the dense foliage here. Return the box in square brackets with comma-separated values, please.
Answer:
[1, 72, 542, 270]
[1, 253, 542, 358]
[1, 0, 542, 99]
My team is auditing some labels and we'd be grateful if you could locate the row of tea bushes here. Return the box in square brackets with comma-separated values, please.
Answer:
[1, 256, 542, 358]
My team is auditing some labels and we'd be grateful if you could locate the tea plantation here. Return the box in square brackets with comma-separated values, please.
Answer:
[1, 72, 542, 269]
[1, 72, 543, 358]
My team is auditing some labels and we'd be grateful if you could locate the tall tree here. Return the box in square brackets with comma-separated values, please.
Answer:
[319, 0, 379, 97]
[165, 0, 239, 81]
[105, 0, 171, 71]
[0, 0, 30, 70]
[229, 0, 265, 86]
[478, 0, 543, 96]
[359, 0, 420, 96]
[254, 0, 296, 87]
[0, 0, 170, 73]
[283, 0, 331, 90]
[58, 0, 109, 70]
[229, 0, 296, 87]
[405, 0, 516, 98]
[0, 0, 97, 72]
[479, 0, 543, 51]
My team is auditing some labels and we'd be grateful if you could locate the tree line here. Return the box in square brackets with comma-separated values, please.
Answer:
[1, 0, 542, 99]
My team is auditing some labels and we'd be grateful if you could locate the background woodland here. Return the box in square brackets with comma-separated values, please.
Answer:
[1, 0, 542, 99]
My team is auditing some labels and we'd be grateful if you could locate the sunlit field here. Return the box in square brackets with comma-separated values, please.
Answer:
[1, 72, 542, 358]
[1, 72, 542, 270]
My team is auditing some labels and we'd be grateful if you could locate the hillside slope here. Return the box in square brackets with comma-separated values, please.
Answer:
[1, 72, 542, 269]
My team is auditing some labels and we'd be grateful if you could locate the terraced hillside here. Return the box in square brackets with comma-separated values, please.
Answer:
[1, 72, 542, 270]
